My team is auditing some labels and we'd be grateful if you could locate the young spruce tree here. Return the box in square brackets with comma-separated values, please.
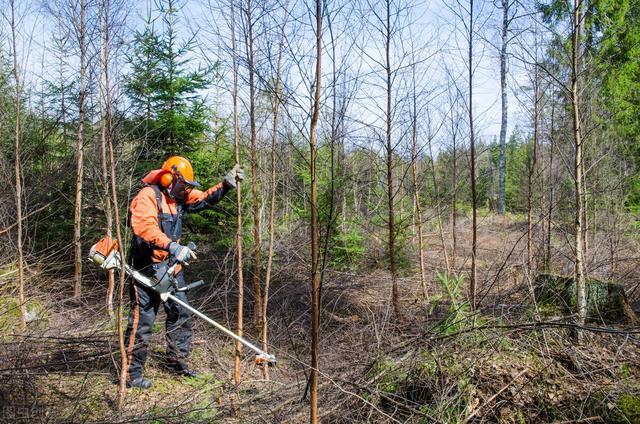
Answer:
[126, 0, 211, 158]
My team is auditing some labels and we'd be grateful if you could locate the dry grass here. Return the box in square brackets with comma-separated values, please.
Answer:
[1, 214, 640, 423]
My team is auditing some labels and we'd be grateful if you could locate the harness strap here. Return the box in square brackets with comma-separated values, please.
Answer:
[148, 184, 164, 225]
[148, 184, 182, 242]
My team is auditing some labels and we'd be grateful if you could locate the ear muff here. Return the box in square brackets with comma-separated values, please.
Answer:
[159, 172, 174, 187]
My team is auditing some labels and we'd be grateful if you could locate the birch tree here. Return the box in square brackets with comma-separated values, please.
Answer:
[571, 0, 587, 327]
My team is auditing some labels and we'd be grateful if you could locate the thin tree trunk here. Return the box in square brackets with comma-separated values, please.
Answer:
[313, 4, 339, 401]
[73, 0, 86, 299]
[105, 40, 127, 409]
[451, 119, 458, 270]
[582, 150, 588, 271]
[285, 135, 293, 219]
[339, 110, 347, 229]
[99, 0, 115, 317]
[230, 0, 244, 386]
[98, 0, 126, 405]
[571, 0, 587, 327]
[245, 0, 263, 327]
[426, 122, 451, 275]
[411, 96, 427, 298]
[527, 65, 539, 271]
[319, 5, 339, 296]
[608, 190, 618, 277]
[10, 0, 26, 332]
[384, 0, 400, 319]
[166, 0, 176, 148]
[144, 3, 152, 146]
[497, 0, 509, 215]
[539, 99, 546, 272]
[57, 35, 67, 143]
[468, 0, 478, 311]
[356, 174, 361, 216]
[111, 138, 127, 409]
[545, 102, 555, 271]
[39, 51, 46, 171]
[309, 0, 322, 420]
[262, 0, 288, 381]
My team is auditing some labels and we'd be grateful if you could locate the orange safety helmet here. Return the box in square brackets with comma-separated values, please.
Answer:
[159, 156, 200, 188]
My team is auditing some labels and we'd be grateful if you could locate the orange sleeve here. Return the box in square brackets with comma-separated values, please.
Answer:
[130, 187, 172, 249]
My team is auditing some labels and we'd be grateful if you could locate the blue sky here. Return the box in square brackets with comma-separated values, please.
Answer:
[9, 0, 526, 146]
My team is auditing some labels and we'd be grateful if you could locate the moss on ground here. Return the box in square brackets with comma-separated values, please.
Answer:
[0, 296, 48, 333]
[533, 273, 637, 323]
[609, 393, 640, 424]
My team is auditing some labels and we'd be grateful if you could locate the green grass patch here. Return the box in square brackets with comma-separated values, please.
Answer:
[619, 363, 633, 379]
[368, 355, 407, 394]
[186, 400, 218, 422]
[183, 373, 224, 395]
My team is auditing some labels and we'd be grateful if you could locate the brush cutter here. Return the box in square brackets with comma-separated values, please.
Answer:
[88, 236, 276, 367]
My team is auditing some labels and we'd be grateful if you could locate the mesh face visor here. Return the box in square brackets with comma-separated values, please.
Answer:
[169, 176, 196, 201]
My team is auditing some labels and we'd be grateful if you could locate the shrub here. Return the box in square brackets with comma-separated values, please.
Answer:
[330, 227, 365, 271]
[430, 272, 472, 336]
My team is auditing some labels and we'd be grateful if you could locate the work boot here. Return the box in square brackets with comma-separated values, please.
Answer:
[127, 376, 152, 389]
[163, 355, 197, 378]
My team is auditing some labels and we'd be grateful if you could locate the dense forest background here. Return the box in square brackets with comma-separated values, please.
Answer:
[1, 0, 640, 422]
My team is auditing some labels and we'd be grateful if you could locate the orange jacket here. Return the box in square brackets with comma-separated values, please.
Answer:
[129, 172, 229, 267]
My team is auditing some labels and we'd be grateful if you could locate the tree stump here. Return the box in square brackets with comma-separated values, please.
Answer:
[534, 273, 638, 324]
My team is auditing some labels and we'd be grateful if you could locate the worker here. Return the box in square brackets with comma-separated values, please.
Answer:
[125, 156, 244, 389]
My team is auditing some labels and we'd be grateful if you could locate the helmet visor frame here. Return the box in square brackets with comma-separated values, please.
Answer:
[168, 172, 200, 201]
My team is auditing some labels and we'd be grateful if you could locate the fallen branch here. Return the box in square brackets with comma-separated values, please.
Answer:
[555, 416, 603, 424]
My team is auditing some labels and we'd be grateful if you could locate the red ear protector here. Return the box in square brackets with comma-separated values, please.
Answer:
[159, 165, 178, 187]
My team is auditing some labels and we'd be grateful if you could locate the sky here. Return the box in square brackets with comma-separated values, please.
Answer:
[8, 0, 526, 145]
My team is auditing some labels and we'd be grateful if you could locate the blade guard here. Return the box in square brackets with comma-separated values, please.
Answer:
[88, 237, 121, 270]
[255, 353, 277, 367]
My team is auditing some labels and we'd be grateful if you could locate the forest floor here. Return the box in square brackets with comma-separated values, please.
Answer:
[2, 214, 640, 423]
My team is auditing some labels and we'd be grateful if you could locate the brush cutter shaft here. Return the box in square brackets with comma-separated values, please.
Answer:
[166, 293, 265, 356]
[88, 240, 276, 366]
[122, 264, 275, 364]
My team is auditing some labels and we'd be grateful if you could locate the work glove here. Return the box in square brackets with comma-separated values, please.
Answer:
[168, 242, 197, 265]
[223, 164, 245, 188]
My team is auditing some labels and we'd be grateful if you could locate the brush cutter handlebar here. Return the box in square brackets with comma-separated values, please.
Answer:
[176, 279, 206, 292]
